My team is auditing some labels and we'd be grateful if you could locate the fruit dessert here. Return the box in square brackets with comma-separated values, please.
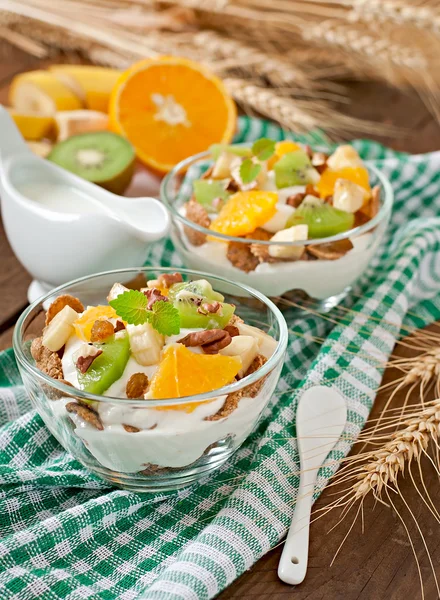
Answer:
[178, 139, 384, 300]
[30, 274, 279, 473]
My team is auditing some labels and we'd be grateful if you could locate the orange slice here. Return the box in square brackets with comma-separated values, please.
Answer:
[109, 56, 237, 173]
[317, 166, 371, 199]
[267, 140, 301, 170]
[149, 344, 241, 405]
[210, 191, 277, 237]
[73, 305, 117, 342]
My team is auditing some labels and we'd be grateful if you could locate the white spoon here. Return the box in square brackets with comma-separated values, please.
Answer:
[278, 385, 347, 585]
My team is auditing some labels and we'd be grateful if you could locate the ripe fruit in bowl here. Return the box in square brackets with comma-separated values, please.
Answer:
[210, 191, 277, 237]
[73, 305, 117, 342]
[148, 344, 242, 401]
[109, 56, 237, 173]
[317, 166, 370, 199]
[286, 196, 354, 238]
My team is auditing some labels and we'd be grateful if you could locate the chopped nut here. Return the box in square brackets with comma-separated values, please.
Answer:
[286, 192, 306, 208]
[224, 324, 240, 337]
[227, 241, 259, 273]
[31, 337, 64, 379]
[126, 373, 150, 399]
[184, 199, 211, 246]
[114, 320, 125, 333]
[229, 314, 244, 326]
[66, 402, 103, 430]
[308, 238, 354, 260]
[75, 345, 103, 373]
[226, 179, 239, 192]
[123, 273, 148, 291]
[123, 424, 141, 433]
[198, 301, 222, 315]
[45, 295, 84, 325]
[305, 183, 320, 198]
[311, 152, 328, 174]
[178, 329, 232, 354]
[143, 288, 168, 310]
[157, 272, 183, 289]
[324, 195, 334, 204]
[90, 320, 114, 343]
[367, 185, 380, 218]
[205, 354, 268, 420]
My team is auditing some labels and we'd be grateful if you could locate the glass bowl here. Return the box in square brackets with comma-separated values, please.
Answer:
[13, 267, 288, 493]
[161, 151, 394, 313]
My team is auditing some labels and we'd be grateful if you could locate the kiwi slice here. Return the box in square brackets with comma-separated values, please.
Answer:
[168, 279, 235, 329]
[274, 150, 318, 189]
[48, 131, 135, 195]
[210, 144, 252, 160]
[287, 196, 354, 238]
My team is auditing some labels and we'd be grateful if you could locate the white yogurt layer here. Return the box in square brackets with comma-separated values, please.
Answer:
[177, 233, 377, 299]
[60, 323, 278, 472]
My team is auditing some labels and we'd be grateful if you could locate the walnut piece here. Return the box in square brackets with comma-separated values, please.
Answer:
[126, 373, 150, 399]
[114, 320, 125, 333]
[31, 337, 64, 379]
[90, 320, 114, 343]
[157, 272, 183, 288]
[66, 402, 103, 430]
[123, 424, 141, 433]
[286, 192, 305, 208]
[178, 329, 232, 354]
[76, 345, 103, 374]
[224, 324, 239, 338]
[184, 199, 211, 246]
[143, 288, 168, 310]
[45, 295, 84, 325]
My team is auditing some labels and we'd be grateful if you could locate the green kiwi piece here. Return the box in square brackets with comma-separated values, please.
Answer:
[210, 144, 252, 160]
[274, 150, 319, 188]
[77, 334, 131, 395]
[287, 197, 355, 238]
[48, 131, 136, 195]
[168, 280, 224, 304]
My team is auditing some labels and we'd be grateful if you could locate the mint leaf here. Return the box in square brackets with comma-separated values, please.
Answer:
[109, 291, 181, 335]
[109, 290, 149, 326]
[252, 138, 275, 161]
[151, 301, 180, 336]
[240, 158, 261, 184]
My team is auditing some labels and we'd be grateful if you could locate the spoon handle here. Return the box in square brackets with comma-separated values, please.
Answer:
[278, 474, 316, 585]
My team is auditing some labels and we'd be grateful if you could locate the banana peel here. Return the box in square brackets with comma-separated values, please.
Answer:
[9, 108, 55, 141]
[49, 65, 121, 112]
[9, 70, 83, 115]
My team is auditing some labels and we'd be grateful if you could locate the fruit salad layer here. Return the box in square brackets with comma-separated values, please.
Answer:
[30, 274, 278, 472]
[179, 140, 382, 299]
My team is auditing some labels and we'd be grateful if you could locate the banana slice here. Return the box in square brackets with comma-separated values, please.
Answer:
[237, 323, 278, 358]
[9, 71, 83, 115]
[127, 323, 164, 366]
[219, 335, 259, 376]
[54, 109, 109, 141]
[49, 65, 121, 112]
[42, 305, 79, 352]
[27, 140, 53, 158]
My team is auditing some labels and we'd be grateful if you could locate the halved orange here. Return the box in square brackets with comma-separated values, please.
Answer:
[109, 57, 237, 173]
[149, 344, 241, 406]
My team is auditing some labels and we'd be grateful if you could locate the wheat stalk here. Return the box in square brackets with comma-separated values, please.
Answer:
[349, 0, 440, 35]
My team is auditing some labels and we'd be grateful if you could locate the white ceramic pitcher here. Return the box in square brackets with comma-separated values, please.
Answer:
[0, 106, 170, 300]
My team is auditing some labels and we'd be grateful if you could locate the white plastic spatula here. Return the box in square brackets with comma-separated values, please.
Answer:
[278, 385, 347, 585]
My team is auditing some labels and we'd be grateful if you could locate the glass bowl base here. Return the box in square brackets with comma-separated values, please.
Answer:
[272, 287, 351, 316]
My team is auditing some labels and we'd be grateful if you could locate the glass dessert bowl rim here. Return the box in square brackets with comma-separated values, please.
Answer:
[13, 266, 288, 408]
[161, 149, 394, 246]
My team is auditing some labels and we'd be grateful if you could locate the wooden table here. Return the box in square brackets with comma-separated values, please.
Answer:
[1, 51, 440, 600]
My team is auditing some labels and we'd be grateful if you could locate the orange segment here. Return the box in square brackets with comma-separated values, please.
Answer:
[317, 166, 371, 199]
[267, 140, 301, 169]
[109, 56, 237, 173]
[210, 191, 277, 237]
[73, 305, 117, 342]
[149, 344, 241, 405]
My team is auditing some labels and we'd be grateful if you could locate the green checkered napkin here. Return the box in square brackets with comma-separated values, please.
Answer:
[1, 116, 440, 600]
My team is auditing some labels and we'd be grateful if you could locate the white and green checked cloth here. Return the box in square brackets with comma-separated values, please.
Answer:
[1, 116, 440, 600]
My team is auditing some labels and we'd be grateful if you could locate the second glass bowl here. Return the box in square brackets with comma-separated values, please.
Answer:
[161, 150, 394, 313]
